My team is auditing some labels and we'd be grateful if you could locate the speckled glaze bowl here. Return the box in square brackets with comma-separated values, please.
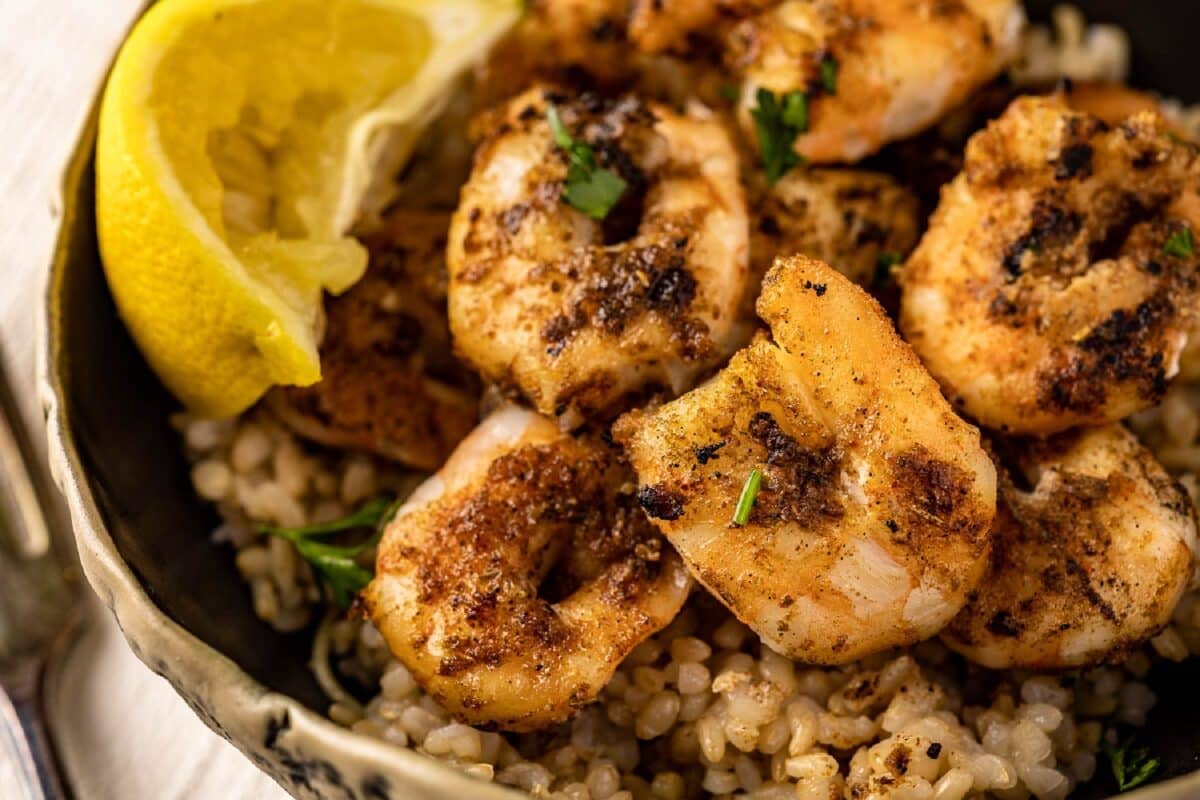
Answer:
[38, 1, 1200, 798]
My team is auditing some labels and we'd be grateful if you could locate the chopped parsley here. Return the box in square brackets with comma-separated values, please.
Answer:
[719, 82, 741, 102]
[1102, 736, 1161, 792]
[261, 496, 400, 609]
[1164, 225, 1195, 258]
[732, 468, 764, 526]
[546, 104, 628, 220]
[819, 55, 839, 95]
[751, 88, 809, 185]
[874, 251, 904, 289]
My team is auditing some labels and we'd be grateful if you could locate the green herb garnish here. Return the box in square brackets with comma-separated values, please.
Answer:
[261, 496, 399, 609]
[874, 251, 903, 290]
[733, 468, 764, 526]
[719, 82, 741, 102]
[819, 55, 839, 95]
[546, 104, 628, 220]
[1102, 737, 1161, 792]
[751, 88, 809, 185]
[1164, 225, 1194, 258]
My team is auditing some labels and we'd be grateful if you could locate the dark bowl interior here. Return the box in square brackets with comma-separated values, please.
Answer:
[55, 2, 1200, 797]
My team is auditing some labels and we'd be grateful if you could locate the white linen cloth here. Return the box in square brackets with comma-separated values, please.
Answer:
[0, 1, 288, 796]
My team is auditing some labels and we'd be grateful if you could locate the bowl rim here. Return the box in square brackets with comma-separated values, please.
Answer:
[35, 7, 519, 797]
[31, 3, 1200, 799]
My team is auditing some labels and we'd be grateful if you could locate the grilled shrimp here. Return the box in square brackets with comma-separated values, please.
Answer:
[751, 168, 920, 289]
[614, 256, 997, 664]
[1063, 83, 1200, 384]
[270, 211, 477, 471]
[479, 0, 735, 110]
[447, 88, 749, 423]
[1064, 83, 1200, 382]
[943, 425, 1198, 669]
[900, 96, 1200, 435]
[362, 405, 691, 731]
[728, 0, 1024, 164]
[475, 0, 634, 104]
[628, 0, 719, 54]
[628, 0, 771, 54]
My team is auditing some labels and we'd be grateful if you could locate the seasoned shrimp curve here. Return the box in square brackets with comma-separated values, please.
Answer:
[270, 211, 477, 470]
[476, 0, 633, 105]
[628, 0, 773, 54]
[615, 256, 997, 664]
[363, 405, 691, 732]
[1064, 83, 1200, 384]
[901, 96, 1200, 434]
[751, 167, 921, 289]
[448, 88, 749, 423]
[728, 0, 1024, 163]
[944, 425, 1198, 669]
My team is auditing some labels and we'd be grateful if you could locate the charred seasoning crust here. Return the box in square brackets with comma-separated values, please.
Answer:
[967, 103, 1200, 419]
[275, 215, 473, 462]
[382, 441, 667, 679]
[637, 483, 687, 521]
[950, 471, 1125, 650]
[998, 195, 1084, 279]
[462, 89, 720, 370]
[1034, 285, 1184, 416]
[522, 92, 715, 360]
[743, 411, 844, 527]
[888, 444, 990, 541]
[947, 425, 1188, 663]
[538, 230, 713, 361]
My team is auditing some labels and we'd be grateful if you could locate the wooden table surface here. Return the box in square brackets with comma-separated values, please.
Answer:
[0, 1, 287, 797]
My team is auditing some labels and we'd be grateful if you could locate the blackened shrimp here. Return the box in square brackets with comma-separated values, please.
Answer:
[1064, 83, 1200, 384]
[900, 96, 1200, 435]
[628, 0, 772, 54]
[362, 405, 691, 732]
[728, 0, 1024, 164]
[477, 0, 736, 110]
[269, 211, 478, 471]
[476, 0, 633, 105]
[615, 256, 997, 664]
[943, 425, 1198, 669]
[751, 167, 921, 290]
[447, 88, 749, 423]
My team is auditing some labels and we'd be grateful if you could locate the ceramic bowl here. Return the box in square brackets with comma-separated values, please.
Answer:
[38, 1, 1200, 797]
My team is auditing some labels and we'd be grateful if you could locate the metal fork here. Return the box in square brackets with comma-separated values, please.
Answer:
[0, 352, 78, 800]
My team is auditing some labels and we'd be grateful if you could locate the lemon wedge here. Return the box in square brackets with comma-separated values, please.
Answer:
[97, 0, 518, 418]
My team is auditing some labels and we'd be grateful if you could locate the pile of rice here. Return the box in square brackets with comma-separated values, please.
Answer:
[173, 7, 1200, 799]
